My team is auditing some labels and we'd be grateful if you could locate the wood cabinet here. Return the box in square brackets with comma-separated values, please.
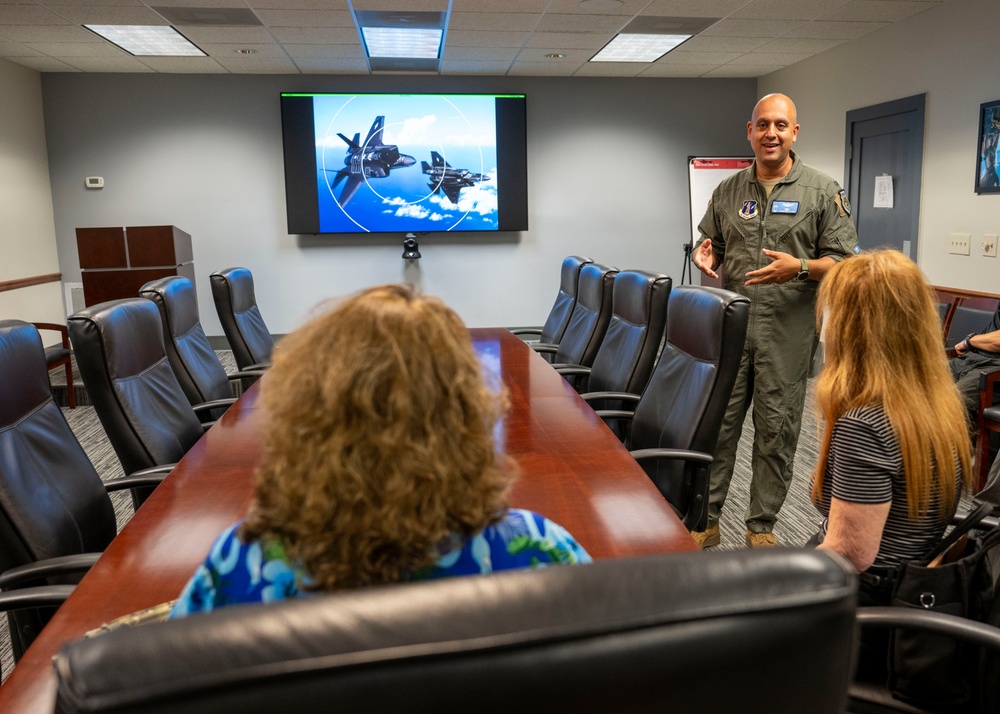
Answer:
[76, 225, 194, 306]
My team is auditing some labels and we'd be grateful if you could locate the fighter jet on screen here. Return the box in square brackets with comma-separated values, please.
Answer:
[421, 151, 488, 204]
[330, 116, 416, 206]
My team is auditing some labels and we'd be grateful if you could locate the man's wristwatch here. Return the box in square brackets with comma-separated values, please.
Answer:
[795, 258, 810, 282]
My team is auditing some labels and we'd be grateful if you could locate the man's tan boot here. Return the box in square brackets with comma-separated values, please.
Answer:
[745, 530, 778, 548]
[691, 523, 720, 549]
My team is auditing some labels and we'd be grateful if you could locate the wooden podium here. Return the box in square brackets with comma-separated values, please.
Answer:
[76, 225, 195, 306]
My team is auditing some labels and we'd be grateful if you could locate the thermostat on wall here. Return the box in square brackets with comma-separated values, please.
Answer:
[85, 176, 104, 189]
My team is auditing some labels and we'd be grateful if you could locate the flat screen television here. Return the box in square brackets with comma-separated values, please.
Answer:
[280, 92, 528, 235]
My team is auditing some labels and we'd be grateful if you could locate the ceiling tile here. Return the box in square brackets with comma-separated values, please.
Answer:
[755, 36, 847, 52]
[283, 43, 365, 59]
[439, 59, 510, 74]
[729, 51, 811, 64]
[784, 20, 889, 38]
[43, 6, 165, 24]
[0, 4, 68, 24]
[823, 0, 939, 22]
[198, 42, 286, 58]
[451, 0, 540, 11]
[546, 0, 654, 14]
[730, 0, 852, 21]
[658, 50, 744, 64]
[573, 61, 647, 76]
[448, 12, 540, 32]
[247, 0, 350, 9]
[9, 55, 79, 70]
[136, 55, 227, 71]
[442, 45, 519, 61]
[0, 39, 39, 55]
[176, 26, 275, 43]
[213, 55, 298, 72]
[516, 47, 595, 63]
[0, 25, 98, 42]
[701, 18, 806, 36]
[251, 9, 354, 27]
[705, 62, 785, 76]
[25, 40, 128, 56]
[640, 63, 722, 76]
[63, 55, 154, 71]
[524, 31, 606, 49]
[268, 25, 359, 43]
[508, 60, 581, 75]
[296, 57, 370, 72]
[675, 34, 771, 52]
[445, 30, 528, 47]
[641, 0, 754, 17]
[39, 1, 143, 5]
[143, 0, 247, 7]
[351, 0, 448, 9]
[535, 13, 627, 33]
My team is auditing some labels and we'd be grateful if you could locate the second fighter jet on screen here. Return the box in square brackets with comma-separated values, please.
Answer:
[421, 151, 488, 204]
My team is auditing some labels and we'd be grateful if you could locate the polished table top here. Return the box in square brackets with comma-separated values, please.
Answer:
[0, 327, 695, 712]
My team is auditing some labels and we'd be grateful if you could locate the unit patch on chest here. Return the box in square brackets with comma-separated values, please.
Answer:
[739, 200, 758, 220]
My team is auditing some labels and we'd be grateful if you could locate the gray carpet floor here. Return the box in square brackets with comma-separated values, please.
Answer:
[0, 362, 825, 682]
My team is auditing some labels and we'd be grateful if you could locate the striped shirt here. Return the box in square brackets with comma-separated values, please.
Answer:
[814, 405, 959, 570]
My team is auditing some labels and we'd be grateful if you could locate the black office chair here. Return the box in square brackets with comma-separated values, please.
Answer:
[511, 255, 593, 347]
[590, 286, 749, 531]
[139, 276, 263, 419]
[209, 267, 273, 371]
[68, 299, 211, 509]
[532, 262, 618, 368]
[0, 320, 164, 668]
[848, 607, 1000, 713]
[557, 269, 671, 393]
[52, 549, 857, 714]
[32, 322, 76, 408]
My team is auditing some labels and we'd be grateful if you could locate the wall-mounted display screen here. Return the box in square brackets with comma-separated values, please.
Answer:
[280, 92, 528, 235]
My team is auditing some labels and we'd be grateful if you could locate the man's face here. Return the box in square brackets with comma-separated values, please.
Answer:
[747, 96, 799, 171]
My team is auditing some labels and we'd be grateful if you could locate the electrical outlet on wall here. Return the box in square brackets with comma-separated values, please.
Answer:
[950, 233, 971, 255]
[984, 234, 998, 258]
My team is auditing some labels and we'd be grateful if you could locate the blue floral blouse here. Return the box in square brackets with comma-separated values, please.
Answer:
[170, 508, 591, 618]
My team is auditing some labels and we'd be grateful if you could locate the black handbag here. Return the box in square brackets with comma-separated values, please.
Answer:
[887, 502, 1000, 708]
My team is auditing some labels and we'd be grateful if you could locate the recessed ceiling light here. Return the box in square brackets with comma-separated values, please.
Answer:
[544, 53, 567, 59]
[361, 27, 442, 59]
[590, 33, 689, 62]
[85, 25, 204, 56]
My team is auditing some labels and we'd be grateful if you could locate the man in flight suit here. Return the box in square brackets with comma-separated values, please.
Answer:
[692, 93, 859, 548]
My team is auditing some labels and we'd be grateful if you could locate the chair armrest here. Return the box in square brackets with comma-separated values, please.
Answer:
[193, 398, 238, 415]
[227, 369, 266, 382]
[509, 327, 542, 337]
[553, 365, 591, 377]
[0, 553, 101, 590]
[580, 391, 641, 406]
[978, 369, 1000, 409]
[0, 585, 75, 613]
[104, 472, 169, 493]
[244, 361, 271, 371]
[857, 607, 1000, 651]
[531, 343, 558, 354]
[128, 464, 176, 479]
[31, 322, 69, 349]
[629, 448, 714, 465]
[594, 409, 635, 422]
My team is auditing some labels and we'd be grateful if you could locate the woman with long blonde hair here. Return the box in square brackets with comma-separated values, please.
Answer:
[811, 249, 971, 587]
[171, 284, 589, 616]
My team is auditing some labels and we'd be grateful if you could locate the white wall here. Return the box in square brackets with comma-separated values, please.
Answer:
[758, 0, 1000, 293]
[41, 73, 755, 335]
[0, 58, 64, 324]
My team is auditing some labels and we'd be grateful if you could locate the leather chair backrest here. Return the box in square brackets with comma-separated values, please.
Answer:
[587, 270, 671, 396]
[630, 286, 750, 530]
[0, 320, 116, 659]
[209, 267, 273, 370]
[140, 276, 231, 405]
[539, 255, 592, 345]
[946, 305, 994, 350]
[52, 549, 856, 714]
[68, 299, 204, 490]
[554, 262, 618, 366]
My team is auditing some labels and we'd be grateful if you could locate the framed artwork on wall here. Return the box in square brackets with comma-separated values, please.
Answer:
[975, 99, 1000, 194]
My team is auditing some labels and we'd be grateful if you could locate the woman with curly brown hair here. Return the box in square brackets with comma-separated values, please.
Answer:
[170, 284, 589, 616]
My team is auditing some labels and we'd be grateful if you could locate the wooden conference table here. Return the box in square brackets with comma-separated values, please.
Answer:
[0, 327, 696, 712]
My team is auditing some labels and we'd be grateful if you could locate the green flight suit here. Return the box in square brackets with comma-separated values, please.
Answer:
[697, 151, 858, 533]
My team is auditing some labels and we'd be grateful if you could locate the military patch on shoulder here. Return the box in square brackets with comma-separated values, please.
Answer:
[739, 200, 758, 220]
[835, 189, 851, 217]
